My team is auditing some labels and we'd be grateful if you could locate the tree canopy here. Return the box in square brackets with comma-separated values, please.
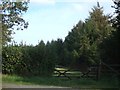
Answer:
[2, 2, 119, 76]
[64, 3, 114, 67]
[100, 1, 120, 64]
[1, 1, 29, 45]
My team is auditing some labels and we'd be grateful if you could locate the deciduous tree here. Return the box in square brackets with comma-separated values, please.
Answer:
[1, 1, 29, 45]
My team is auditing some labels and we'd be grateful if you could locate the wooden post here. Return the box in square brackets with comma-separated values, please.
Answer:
[96, 61, 101, 81]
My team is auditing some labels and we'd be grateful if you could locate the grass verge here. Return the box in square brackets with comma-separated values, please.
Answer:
[2, 74, 120, 89]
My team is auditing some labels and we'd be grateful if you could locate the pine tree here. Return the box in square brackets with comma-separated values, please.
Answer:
[86, 2, 113, 43]
[84, 2, 114, 64]
[102, 1, 120, 64]
[64, 2, 114, 67]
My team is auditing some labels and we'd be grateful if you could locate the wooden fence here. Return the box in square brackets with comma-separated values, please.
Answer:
[86, 62, 120, 80]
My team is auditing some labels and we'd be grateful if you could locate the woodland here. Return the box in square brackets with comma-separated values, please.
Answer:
[1, 1, 120, 78]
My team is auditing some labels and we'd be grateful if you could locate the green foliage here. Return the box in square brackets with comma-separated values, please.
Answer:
[2, 43, 23, 74]
[2, 2, 119, 77]
[1, 1, 29, 45]
[2, 41, 56, 76]
[64, 3, 113, 68]
[100, 1, 120, 64]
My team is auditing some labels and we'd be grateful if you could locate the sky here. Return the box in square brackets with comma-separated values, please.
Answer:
[12, 0, 115, 45]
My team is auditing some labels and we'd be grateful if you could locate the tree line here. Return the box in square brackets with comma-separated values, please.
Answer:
[2, 1, 120, 76]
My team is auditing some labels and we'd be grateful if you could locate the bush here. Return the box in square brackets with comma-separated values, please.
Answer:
[2, 42, 56, 76]
[2, 44, 23, 74]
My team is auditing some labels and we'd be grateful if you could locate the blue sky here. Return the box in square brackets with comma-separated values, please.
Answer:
[12, 0, 114, 45]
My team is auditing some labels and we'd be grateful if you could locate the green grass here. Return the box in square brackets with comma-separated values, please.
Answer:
[2, 74, 120, 88]
[0, 74, 1, 90]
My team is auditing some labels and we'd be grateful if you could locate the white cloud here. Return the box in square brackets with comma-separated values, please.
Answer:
[30, 0, 55, 4]
[72, 3, 85, 12]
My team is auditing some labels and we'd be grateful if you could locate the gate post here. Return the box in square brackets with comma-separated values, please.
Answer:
[96, 61, 101, 80]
